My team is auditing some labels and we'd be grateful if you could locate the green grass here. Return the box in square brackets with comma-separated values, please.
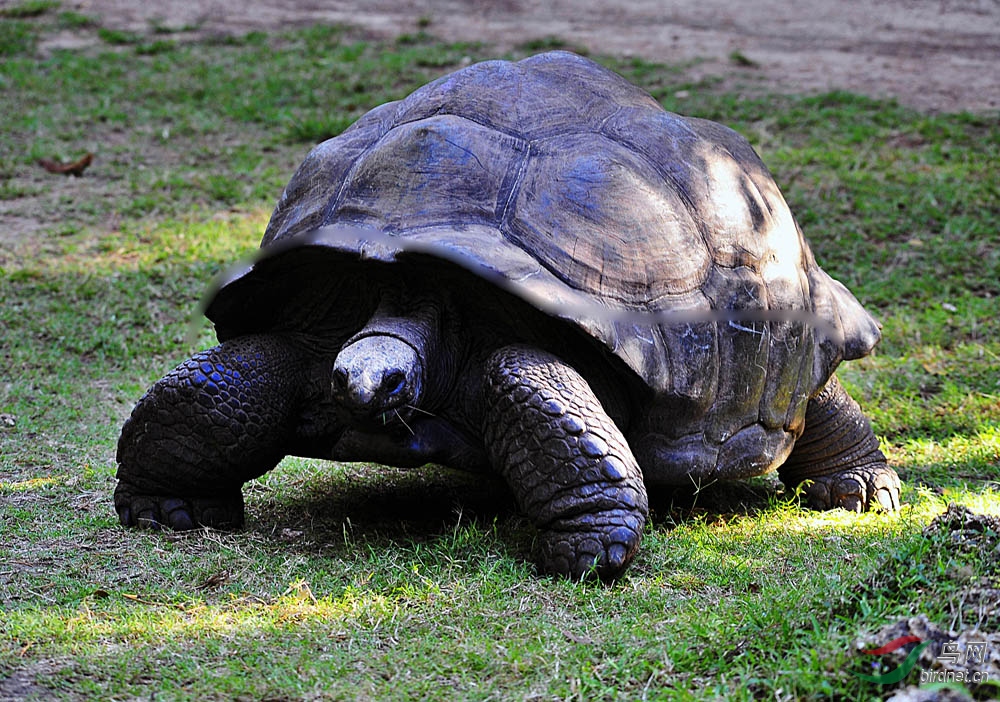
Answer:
[2, 12, 999, 701]
[0, 0, 60, 19]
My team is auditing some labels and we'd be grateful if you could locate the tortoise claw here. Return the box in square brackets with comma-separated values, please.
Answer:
[114, 482, 245, 531]
[796, 465, 901, 513]
[537, 515, 645, 582]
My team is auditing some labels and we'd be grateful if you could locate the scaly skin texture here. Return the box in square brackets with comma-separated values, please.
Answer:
[115, 335, 309, 530]
[482, 345, 648, 581]
[779, 375, 900, 512]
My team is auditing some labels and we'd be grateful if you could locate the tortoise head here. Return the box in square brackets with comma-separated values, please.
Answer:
[329, 288, 447, 424]
[331, 334, 423, 421]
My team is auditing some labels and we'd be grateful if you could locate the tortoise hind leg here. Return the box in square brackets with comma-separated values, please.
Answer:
[115, 334, 310, 531]
[779, 375, 900, 512]
[482, 345, 648, 582]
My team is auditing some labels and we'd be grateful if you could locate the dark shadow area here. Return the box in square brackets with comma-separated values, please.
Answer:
[247, 463, 520, 551]
[248, 459, 787, 557]
[646, 474, 784, 526]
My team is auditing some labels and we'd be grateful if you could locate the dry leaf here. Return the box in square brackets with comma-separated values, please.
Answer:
[38, 152, 94, 176]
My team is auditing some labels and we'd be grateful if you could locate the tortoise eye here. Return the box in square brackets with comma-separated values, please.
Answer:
[383, 371, 406, 396]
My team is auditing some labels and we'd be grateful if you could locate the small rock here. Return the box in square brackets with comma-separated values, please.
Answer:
[280, 528, 304, 541]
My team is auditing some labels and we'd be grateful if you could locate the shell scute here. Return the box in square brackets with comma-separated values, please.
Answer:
[330, 115, 527, 232]
[390, 51, 657, 141]
[506, 132, 711, 304]
[262, 118, 388, 246]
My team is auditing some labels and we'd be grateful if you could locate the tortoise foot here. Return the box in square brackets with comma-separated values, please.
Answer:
[795, 465, 900, 513]
[537, 511, 645, 582]
[114, 482, 245, 531]
[782, 376, 901, 514]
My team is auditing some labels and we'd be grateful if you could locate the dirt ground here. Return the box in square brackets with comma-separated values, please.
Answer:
[59, 0, 1000, 113]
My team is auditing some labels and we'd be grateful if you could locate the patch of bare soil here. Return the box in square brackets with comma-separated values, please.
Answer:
[58, 0, 1000, 113]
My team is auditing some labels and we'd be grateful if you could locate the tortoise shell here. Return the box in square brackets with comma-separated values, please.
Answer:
[207, 50, 880, 468]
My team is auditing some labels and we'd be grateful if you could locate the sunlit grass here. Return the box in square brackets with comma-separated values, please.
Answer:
[1, 209, 269, 273]
[2, 467, 997, 698]
[895, 426, 1000, 468]
[0, 476, 65, 492]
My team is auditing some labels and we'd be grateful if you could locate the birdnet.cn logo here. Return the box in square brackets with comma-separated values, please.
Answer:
[853, 635, 991, 685]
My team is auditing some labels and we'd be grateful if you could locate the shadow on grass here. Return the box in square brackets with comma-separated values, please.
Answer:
[247, 463, 520, 552]
[647, 476, 781, 525]
[245, 459, 783, 557]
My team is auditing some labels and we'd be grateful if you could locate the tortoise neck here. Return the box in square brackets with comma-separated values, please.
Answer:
[345, 289, 456, 410]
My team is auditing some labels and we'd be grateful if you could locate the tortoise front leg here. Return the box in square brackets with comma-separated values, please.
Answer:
[779, 375, 900, 512]
[482, 345, 648, 581]
[115, 334, 310, 531]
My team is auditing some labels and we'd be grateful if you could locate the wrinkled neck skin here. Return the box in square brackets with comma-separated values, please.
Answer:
[356, 288, 454, 407]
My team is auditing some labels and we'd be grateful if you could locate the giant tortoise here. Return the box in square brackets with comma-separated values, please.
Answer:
[115, 51, 900, 581]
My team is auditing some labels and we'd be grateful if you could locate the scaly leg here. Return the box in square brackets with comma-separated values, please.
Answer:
[482, 345, 648, 581]
[115, 334, 310, 530]
[779, 375, 900, 512]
